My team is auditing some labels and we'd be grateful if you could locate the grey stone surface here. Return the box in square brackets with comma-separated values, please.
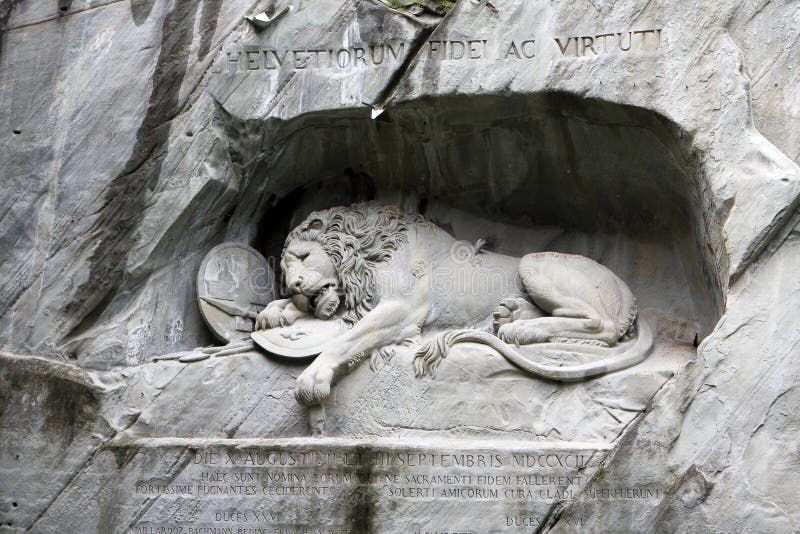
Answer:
[0, 0, 799, 531]
[549, 218, 800, 533]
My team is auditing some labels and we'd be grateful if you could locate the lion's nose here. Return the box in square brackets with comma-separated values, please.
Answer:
[288, 277, 303, 294]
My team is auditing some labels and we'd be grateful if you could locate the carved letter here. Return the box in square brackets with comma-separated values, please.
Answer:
[337, 49, 351, 68]
[555, 37, 573, 56]
[387, 41, 406, 60]
[504, 41, 520, 59]
[226, 51, 241, 70]
[428, 40, 441, 59]
[245, 50, 260, 70]
[617, 32, 632, 51]
[370, 45, 384, 65]
[634, 29, 656, 49]
[262, 50, 277, 69]
[353, 47, 367, 65]
[595, 33, 614, 52]
[308, 49, 325, 68]
[293, 50, 308, 69]
[521, 39, 536, 58]
[467, 40, 486, 59]
[450, 40, 466, 60]
[270, 49, 289, 67]
[581, 36, 597, 55]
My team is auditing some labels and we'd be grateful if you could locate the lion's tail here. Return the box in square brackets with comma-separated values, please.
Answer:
[413, 319, 653, 381]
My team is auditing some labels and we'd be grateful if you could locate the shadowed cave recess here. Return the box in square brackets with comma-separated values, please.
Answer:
[251, 92, 721, 350]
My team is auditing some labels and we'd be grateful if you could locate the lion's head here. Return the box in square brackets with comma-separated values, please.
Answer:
[281, 203, 423, 326]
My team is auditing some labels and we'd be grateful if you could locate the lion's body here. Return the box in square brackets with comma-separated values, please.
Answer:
[373, 222, 525, 332]
[377, 223, 637, 344]
[261, 204, 653, 406]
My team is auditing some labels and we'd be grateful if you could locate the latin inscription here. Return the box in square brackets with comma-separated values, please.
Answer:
[553, 29, 663, 57]
[122, 442, 663, 533]
[225, 28, 664, 72]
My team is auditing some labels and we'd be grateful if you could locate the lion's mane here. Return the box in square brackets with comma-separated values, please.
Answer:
[283, 203, 423, 326]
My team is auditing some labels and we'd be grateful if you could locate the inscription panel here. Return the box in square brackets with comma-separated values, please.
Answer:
[112, 438, 664, 533]
[223, 28, 666, 73]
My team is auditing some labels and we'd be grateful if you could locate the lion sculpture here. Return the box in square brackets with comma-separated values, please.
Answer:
[256, 203, 653, 406]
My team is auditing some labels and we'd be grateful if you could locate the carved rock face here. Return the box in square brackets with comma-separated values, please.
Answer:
[2, 0, 800, 532]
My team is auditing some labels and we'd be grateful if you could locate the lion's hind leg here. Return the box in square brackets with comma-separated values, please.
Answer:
[499, 294, 619, 347]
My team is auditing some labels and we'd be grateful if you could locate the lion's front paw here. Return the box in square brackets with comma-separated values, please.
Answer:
[256, 308, 277, 330]
[256, 300, 305, 329]
[256, 301, 284, 330]
[295, 361, 335, 406]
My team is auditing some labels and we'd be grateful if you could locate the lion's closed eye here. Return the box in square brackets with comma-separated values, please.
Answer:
[286, 249, 309, 262]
